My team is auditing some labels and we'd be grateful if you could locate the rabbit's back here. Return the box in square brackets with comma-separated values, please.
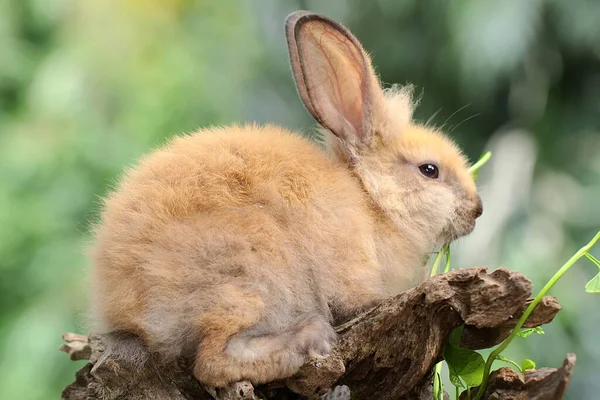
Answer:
[91, 124, 381, 354]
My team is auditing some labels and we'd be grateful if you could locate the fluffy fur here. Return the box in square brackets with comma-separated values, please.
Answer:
[90, 11, 482, 387]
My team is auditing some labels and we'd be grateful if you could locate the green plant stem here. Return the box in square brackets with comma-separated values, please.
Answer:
[473, 231, 600, 400]
[429, 246, 450, 398]
[433, 362, 443, 400]
[429, 151, 488, 399]
[469, 151, 492, 175]
[429, 246, 446, 277]
[495, 355, 522, 373]
[444, 246, 452, 273]
[586, 253, 600, 268]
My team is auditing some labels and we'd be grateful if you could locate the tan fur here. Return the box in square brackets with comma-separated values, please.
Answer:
[90, 11, 482, 387]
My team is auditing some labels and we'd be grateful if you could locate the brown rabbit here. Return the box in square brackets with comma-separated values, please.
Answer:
[90, 11, 483, 387]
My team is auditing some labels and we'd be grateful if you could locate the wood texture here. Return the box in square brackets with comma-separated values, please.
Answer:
[61, 267, 569, 400]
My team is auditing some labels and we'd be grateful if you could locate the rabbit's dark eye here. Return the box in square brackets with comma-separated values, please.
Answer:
[418, 163, 439, 179]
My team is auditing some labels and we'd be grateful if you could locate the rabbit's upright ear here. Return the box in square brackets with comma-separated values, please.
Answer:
[285, 11, 386, 153]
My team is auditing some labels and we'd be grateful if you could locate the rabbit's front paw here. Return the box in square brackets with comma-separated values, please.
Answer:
[320, 385, 351, 400]
[292, 314, 336, 359]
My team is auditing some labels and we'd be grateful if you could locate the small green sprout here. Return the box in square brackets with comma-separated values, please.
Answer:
[585, 253, 600, 294]
[494, 355, 536, 373]
[521, 359, 536, 371]
[495, 355, 523, 372]
[585, 274, 600, 294]
[516, 326, 545, 338]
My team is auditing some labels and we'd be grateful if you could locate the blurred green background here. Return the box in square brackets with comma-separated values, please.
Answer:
[1, 0, 599, 398]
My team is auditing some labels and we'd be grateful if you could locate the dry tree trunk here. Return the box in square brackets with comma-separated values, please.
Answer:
[60, 267, 574, 400]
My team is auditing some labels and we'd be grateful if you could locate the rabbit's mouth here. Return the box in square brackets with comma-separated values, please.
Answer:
[441, 213, 478, 242]
[442, 196, 482, 242]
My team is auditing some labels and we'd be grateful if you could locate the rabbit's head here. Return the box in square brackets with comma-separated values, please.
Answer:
[286, 12, 482, 251]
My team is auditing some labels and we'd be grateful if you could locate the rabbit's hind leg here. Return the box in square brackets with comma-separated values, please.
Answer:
[226, 312, 336, 364]
[193, 286, 335, 387]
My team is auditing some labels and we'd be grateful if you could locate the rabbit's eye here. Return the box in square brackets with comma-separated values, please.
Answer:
[418, 163, 439, 179]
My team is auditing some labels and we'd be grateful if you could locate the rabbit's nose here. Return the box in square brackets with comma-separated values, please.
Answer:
[474, 196, 483, 219]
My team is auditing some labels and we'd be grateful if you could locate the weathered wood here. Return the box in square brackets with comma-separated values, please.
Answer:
[61, 267, 567, 400]
[461, 354, 576, 400]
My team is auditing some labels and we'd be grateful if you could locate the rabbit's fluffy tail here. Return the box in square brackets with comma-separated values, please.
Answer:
[90, 330, 151, 376]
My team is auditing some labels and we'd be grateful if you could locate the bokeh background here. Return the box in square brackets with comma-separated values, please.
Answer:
[1, 0, 599, 398]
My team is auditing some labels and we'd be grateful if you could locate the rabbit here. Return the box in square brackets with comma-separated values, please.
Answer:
[89, 10, 483, 388]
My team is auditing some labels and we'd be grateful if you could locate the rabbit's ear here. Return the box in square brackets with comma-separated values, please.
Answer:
[285, 11, 385, 152]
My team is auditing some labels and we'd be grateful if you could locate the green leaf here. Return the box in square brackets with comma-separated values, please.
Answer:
[422, 253, 431, 267]
[522, 359, 536, 371]
[448, 325, 464, 346]
[448, 367, 465, 389]
[444, 326, 486, 387]
[445, 332, 465, 390]
[516, 326, 545, 338]
[585, 273, 600, 294]
[458, 352, 486, 387]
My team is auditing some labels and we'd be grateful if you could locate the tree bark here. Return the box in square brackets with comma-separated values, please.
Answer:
[61, 267, 571, 400]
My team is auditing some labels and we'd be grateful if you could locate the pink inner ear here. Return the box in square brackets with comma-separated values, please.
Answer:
[298, 20, 368, 142]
